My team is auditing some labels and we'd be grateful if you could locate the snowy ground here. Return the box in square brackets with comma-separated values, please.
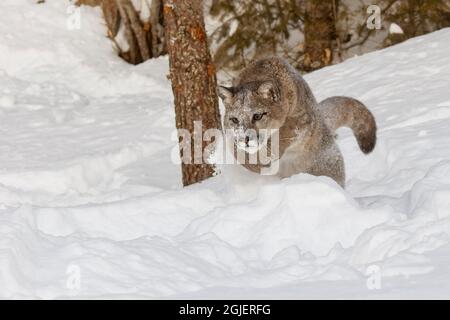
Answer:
[1, 0, 450, 299]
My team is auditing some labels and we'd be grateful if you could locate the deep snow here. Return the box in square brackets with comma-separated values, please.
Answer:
[1, 0, 450, 299]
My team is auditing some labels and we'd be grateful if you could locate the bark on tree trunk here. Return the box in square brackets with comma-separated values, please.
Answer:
[303, 0, 336, 72]
[163, 0, 222, 187]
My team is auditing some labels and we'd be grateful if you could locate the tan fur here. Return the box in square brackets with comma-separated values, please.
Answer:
[318, 96, 377, 154]
[218, 57, 377, 187]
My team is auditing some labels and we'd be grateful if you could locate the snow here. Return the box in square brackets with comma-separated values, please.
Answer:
[389, 23, 404, 35]
[1, 0, 450, 299]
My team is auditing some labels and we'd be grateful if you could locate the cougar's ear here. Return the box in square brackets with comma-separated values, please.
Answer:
[217, 86, 234, 106]
[257, 81, 279, 102]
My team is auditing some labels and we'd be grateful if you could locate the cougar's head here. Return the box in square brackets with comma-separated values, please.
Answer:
[218, 81, 285, 153]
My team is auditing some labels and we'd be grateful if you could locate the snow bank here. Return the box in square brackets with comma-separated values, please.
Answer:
[1, 0, 450, 298]
[179, 175, 394, 259]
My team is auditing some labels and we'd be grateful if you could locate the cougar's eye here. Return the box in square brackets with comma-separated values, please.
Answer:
[252, 112, 267, 121]
[229, 117, 239, 124]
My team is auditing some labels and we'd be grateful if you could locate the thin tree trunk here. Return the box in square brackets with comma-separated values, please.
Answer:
[116, 0, 140, 63]
[163, 0, 222, 186]
[151, 0, 167, 57]
[303, 0, 336, 72]
[122, 0, 150, 61]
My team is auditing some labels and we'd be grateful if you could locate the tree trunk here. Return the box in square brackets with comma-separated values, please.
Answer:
[303, 0, 336, 72]
[78, 0, 166, 65]
[163, 0, 222, 187]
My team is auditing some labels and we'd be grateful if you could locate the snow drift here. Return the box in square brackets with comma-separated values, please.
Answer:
[1, 0, 450, 298]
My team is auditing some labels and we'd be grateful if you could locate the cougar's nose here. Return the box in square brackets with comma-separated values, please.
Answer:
[244, 135, 250, 146]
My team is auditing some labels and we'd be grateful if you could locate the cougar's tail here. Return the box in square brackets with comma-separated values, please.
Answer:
[318, 96, 377, 154]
